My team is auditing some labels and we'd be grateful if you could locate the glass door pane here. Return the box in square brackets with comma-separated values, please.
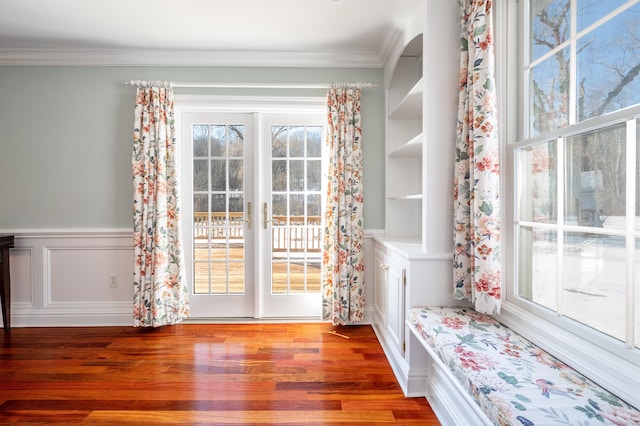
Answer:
[270, 125, 323, 295]
[182, 112, 254, 318]
[194, 124, 246, 295]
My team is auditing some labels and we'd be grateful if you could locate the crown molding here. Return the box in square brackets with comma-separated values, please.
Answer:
[0, 47, 386, 68]
[377, 0, 420, 67]
[0, 1, 416, 69]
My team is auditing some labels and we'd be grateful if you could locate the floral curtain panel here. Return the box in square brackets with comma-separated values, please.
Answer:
[453, 0, 502, 314]
[322, 85, 365, 325]
[132, 82, 190, 327]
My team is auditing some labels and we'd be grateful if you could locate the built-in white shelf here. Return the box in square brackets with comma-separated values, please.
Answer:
[389, 78, 423, 119]
[389, 133, 423, 158]
[388, 193, 423, 201]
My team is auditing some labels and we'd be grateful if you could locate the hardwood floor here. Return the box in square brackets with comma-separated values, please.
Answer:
[0, 323, 440, 425]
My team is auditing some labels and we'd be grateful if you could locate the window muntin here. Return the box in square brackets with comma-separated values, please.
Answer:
[514, 0, 640, 347]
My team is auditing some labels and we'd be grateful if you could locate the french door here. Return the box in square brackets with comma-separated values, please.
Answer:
[258, 114, 324, 318]
[181, 110, 324, 319]
[181, 112, 254, 317]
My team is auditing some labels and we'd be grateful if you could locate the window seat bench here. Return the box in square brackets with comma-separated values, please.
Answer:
[407, 306, 640, 425]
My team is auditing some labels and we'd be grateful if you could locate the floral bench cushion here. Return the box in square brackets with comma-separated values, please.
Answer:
[408, 306, 640, 425]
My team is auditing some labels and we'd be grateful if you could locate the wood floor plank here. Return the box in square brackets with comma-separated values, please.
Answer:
[340, 399, 428, 411]
[84, 410, 398, 424]
[0, 323, 440, 424]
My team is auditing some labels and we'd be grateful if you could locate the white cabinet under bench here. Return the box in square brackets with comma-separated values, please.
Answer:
[371, 238, 459, 397]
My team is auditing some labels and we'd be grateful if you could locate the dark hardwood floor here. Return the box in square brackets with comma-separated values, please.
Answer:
[0, 323, 440, 424]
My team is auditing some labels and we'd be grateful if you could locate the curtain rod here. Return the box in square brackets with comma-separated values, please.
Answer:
[125, 80, 376, 89]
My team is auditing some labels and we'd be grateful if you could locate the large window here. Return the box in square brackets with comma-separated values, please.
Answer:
[509, 1, 640, 351]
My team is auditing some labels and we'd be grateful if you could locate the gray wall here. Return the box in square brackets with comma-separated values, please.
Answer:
[0, 66, 385, 230]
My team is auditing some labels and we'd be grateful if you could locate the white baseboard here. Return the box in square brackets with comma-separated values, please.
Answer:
[13, 306, 133, 327]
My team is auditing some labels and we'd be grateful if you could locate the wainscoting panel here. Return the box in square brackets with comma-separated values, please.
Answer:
[45, 246, 133, 305]
[7, 230, 382, 327]
[9, 231, 134, 327]
[10, 247, 34, 308]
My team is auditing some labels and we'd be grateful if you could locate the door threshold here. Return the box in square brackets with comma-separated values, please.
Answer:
[184, 316, 325, 324]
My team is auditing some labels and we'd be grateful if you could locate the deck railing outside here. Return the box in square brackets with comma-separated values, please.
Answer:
[194, 212, 322, 253]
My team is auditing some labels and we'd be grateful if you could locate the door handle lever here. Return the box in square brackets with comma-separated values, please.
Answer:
[263, 202, 273, 229]
[245, 202, 252, 229]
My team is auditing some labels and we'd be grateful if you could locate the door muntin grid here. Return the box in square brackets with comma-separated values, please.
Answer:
[193, 124, 245, 295]
[270, 125, 323, 295]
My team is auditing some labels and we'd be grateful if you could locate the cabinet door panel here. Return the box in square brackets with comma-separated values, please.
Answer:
[374, 248, 388, 325]
[386, 259, 405, 354]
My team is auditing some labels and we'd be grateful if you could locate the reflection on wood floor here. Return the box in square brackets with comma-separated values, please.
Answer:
[193, 244, 321, 294]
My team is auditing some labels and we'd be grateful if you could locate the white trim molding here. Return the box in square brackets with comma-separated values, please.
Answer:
[0, 48, 386, 68]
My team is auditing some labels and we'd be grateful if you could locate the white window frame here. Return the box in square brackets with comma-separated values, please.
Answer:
[496, 0, 640, 408]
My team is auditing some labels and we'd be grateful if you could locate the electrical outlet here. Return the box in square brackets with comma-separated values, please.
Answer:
[109, 273, 118, 288]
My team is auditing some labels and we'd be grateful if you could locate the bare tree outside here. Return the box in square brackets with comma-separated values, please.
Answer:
[270, 125, 323, 220]
[530, 0, 640, 225]
[192, 124, 245, 215]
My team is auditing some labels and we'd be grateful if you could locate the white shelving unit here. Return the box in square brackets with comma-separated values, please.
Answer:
[386, 35, 424, 241]
[372, 1, 462, 404]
